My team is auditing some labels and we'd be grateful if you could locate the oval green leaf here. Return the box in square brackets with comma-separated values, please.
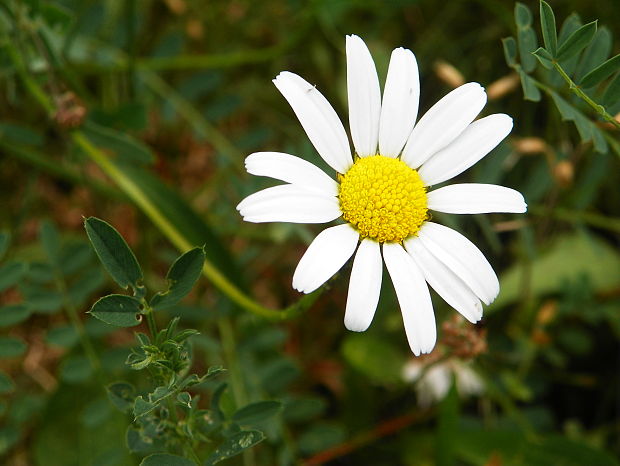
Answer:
[84, 217, 143, 291]
[502, 37, 517, 67]
[0, 261, 27, 293]
[150, 247, 205, 310]
[0, 304, 31, 327]
[89, 294, 142, 327]
[0, 336, 27, 357]
[40, 220, 61, 266]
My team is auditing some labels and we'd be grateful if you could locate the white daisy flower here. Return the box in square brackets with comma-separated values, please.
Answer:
[402, 358, 484, 406]
[237, 35, 526, 356]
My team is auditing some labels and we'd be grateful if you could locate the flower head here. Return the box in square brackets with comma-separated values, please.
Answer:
[237, 35, 526, 355]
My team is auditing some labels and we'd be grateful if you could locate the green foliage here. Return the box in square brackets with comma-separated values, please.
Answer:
[504, 1, 620, 155]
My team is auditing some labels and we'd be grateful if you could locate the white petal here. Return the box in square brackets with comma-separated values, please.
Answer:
[245, 152, 338, 196]
[383, 243, 436, 356]
[344, 239, 382, 332]
[427, 184, 527, 214]
[417, 222, 499, 305]
[237, 185, 341, 224]
[273, 72, 352, 173]
[405, 237, 482, 324]
[402, 82, 487, 168]
[418, 114, 513, 186]
[292, 224, 359, 293]
[346, 34, 381, 157]
[379, 47, 420, 158]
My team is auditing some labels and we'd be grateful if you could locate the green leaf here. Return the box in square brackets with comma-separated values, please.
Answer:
[491, 232, 620, 310]
[341, 334, 406, 384]
[518, 69, 541, 102]
[556, 21, 597, 62]
[580, 54, 620, 88]
[150, 247, 205, 310]
[140, 453, 195, 466]
[89, 294, 142, 327]
[204, 430, 265, 465]
[539, 0, 558, 56]
[19, 284, 63, 314]
[514, 4, 537, 73]
[436, 383, 459, 466]
[532, 47, 553, 69]
[176, 392, 191, 408]
[0, 336, 27, 357]
[0, 304, 31, 327]
[0, 231, 9, 261]
[591, 126, 608, 154]
[514, 3, 532, 28]
[0, 371, 15, 394]
[0, 261, 27, 292]
[602, 73, 620, 108]
[82, 121, 154, 165]
[84, 217, 143, 291]
[133, 396, 157, 419]
[232, 401, 282, 426]
[46, 325, 79, 348]
[574, 26, 612, 83]
[60, 355, 93, 383]
[107, 382, 136, 413]
[502, 37, 517, 67]
[40, 220, 61, 266]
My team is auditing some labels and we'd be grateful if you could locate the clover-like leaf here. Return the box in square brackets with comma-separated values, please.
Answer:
[84, 217, 143, 291]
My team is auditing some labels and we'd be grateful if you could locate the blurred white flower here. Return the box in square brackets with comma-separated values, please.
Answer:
[403, 358, 484, 406]
[237, 34, 526, 355]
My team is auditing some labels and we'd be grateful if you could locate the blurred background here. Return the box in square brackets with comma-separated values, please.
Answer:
[1, 0, 619, 464]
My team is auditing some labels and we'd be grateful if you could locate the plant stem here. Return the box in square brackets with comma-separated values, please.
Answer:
[7, 37, 319, 322]
[552, 61, 620, 130]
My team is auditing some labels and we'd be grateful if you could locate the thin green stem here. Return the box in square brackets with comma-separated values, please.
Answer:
[552, 61, 620, 130]
[7, 33, 318, 322]
[144, 308, 158, 337]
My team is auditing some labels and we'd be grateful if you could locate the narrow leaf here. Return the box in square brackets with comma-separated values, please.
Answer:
[502, 37, 517, 67]
[580, 54, 620, 88]
[517, 24, 538, 73]
[84, 217, 143, 291]
[150, 247, 205, 310]
[88, 294, 142, 327]
[539, 0, 558, 56]
[204, 430, 265, 465]
[232, 401, 282, 425]
[574, 26, 612, 83]
[533, 47, 553, 69]
[556, 21, 597, 62]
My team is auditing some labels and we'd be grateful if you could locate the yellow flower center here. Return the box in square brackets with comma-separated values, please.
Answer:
[338, 155, 428, 243]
